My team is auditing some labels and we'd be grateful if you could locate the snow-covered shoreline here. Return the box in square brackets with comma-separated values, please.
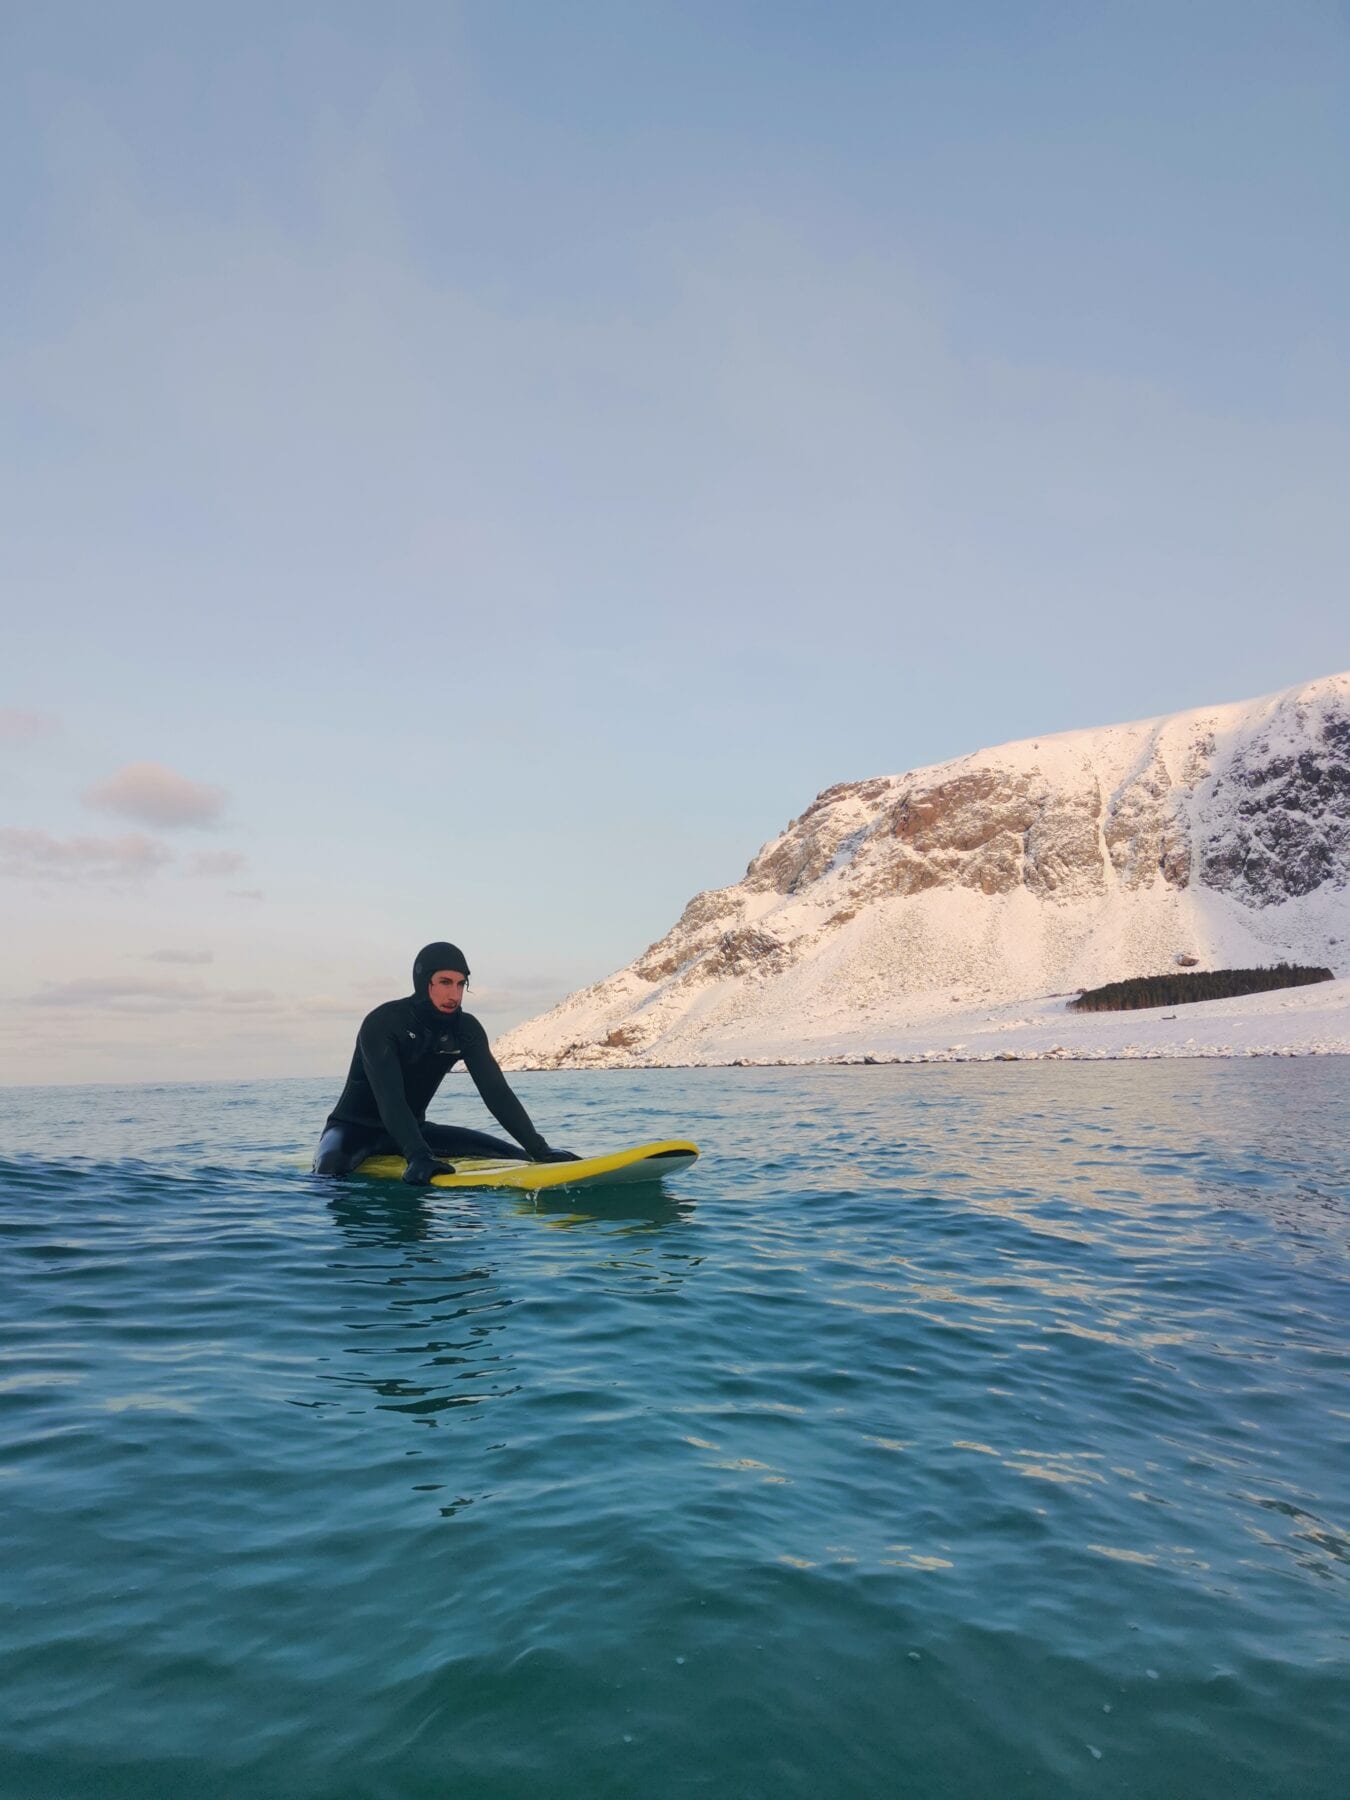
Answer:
[505, 977, 1350, 1069]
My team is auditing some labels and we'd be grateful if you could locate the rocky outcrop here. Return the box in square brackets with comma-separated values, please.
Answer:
[499, 673, 1350, 1068]
[745, 778, 895, 895]
[632, 887, 745, 981]
[1104, 751, 1191, 890]
[1198, 711, 1350, 905]
[866, 768, 1108, 900]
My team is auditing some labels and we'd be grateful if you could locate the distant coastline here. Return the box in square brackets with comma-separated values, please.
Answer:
[501, 672, 1350, 1074]
[501, 978, 1350, 1070]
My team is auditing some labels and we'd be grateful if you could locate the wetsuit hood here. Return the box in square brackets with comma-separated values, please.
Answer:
[412, 941, 471, 1021]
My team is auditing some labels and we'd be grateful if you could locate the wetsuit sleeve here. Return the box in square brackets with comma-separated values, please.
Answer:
[357, 1015, 431, 1162]
[458, 1015, 549, 1159]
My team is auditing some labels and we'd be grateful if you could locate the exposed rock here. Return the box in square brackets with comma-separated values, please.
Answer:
[1198, 710, 1350, 906]
[1023, 781, 1106, 899]
[1104, 751, 1190, 889]
[632, 886, 744, 980]
[745, 778, 894, 894]
[603, 1024, 646, 1049]
[692, 926, 795, 982]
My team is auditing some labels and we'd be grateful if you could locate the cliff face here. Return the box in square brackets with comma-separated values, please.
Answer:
[499, 673, 1350, 1068]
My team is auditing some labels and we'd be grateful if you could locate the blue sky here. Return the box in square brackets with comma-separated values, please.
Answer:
[2, 1, 1347, 1084]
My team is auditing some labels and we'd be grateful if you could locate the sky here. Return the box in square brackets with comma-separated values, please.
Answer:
[2, 0, 1348, 1086]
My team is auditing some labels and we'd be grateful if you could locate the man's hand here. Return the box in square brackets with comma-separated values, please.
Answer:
[534, 1146, 582, 1163]
[402, 1153, 457, 1186]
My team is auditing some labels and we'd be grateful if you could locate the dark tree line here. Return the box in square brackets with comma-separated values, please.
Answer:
[1069, 963, 1333, 1013]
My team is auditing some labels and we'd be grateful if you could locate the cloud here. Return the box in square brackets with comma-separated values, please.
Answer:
[229, 887, 264, 901]
[0, 827, 170, 881]
[470, 973, 575, 1012]
[26, 975, 208, 1009]
[23, 977, 283, 1015]
[0, 709, 59, 745]
[186, 849, 246, 877]
[353, 976, 404, 997]
[83, 762, 226, 828]
[295, 973, 574, 1025]
[145, 947, 214, 964]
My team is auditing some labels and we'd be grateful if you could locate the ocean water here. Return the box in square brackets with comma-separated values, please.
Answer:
[1, 1061, 1346, 1800]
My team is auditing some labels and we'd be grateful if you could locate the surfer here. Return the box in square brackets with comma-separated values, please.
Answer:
[313, 941, 578, 1183]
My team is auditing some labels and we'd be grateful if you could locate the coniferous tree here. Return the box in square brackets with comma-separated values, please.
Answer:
[1068, 964, 1332, 1013]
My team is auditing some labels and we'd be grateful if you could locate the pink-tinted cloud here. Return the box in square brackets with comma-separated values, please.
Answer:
[0, 827, 170, 881]
[83, 761, 226, 828]
[145, 948, 214, 964]
[186, 849, 247, 877]
[0, 709, 59, 745]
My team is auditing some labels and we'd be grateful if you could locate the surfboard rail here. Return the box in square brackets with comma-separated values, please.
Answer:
[354, 1139, 700, 1193]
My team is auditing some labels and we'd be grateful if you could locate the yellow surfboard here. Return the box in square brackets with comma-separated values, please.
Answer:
[355, 1139, 699, 1194]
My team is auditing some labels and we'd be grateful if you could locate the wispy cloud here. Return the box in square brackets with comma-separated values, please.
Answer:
[0, 827, 170, 881]
[229, 887, 264, 901]
[469, 973, 574, 1013]
[0, 709, 59, 745]
[24, 977, 283, 1014]
[26, 975, 208, 1009]
[0, 827, 245, 885]
[353, 976, 405, 997]
[83, 762, 226, 828]
[145, 947, 214, 964]
[186, 849, 246, 877]
[298, 994, 367, 1015]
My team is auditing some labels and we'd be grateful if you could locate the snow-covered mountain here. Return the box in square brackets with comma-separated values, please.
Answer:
[500, 673, 1350, 1068]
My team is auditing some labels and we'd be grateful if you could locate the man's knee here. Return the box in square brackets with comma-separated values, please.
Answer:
[314, 1126, 359, 1176]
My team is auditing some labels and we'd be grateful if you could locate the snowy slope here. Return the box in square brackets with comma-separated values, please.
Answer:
[500, 673, 1350, 1068]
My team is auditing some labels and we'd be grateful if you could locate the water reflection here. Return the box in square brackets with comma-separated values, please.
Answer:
[321, 1188, 514, 1431]
[518, 1184, 691, 1229]
[315, 1175, 705, 1479]
[325, 1184, 445, 1246]
[327, 1172, 693, 1241]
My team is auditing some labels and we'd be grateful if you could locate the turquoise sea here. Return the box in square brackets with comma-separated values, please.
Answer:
[1, 1062, 1346, 1799]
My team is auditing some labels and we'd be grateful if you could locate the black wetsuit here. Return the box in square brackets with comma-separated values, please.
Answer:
[314, 994, 548, 1176]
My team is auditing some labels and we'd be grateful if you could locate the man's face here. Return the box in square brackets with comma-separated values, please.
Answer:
[428, 969, 467, 1014]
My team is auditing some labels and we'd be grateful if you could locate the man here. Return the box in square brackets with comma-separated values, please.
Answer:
[314, 941, 577, 1183]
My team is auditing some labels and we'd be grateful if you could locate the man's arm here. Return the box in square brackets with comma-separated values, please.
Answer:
[358, 1016, 433, 1163]
[458, 1015, 553, 1158]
